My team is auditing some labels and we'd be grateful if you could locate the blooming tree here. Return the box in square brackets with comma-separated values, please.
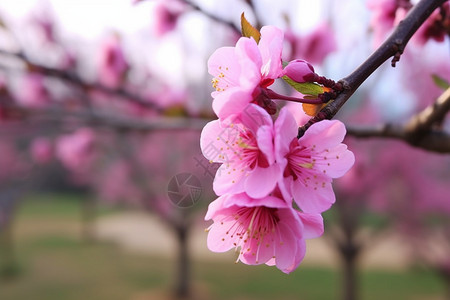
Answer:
[0, 0, 449, 299]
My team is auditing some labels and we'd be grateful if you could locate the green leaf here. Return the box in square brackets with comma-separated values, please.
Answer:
[240, 13, 260, 43]
[432, 74, 450, 90]
[282, 76, 324, 96]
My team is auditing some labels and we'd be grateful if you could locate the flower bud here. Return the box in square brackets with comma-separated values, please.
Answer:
[284, 59, 317, 83]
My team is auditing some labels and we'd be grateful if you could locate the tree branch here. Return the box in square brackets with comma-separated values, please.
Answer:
[405, 87, 450, 134]
[0, 49, 165, 113]
[0, 104, 208, 133]
[346, 87, 450, 153]
[298, 0, 448, 138]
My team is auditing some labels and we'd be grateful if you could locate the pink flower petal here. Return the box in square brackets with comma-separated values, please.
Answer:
[212, 87, 253, 120]
[285, 238, 306, 274]
[257, 125, 275, 164]
[313, 144, 355, 178]
[207, 215, 240, 252]
[200, 120, 224, 163]
[291, 175, 335, 213]
[275, 106, 298, 157]
[213, 164, 246, 196]
[208, 46, 241, 95]
[274, 223, 299, 273]
[258, 26, 284, 78]
[245, 164, 280, 199]
[223, 193, 287, 209]
[236, 104, 273, 134]
[299, 120, 347, 152]
[235, 37, 262, 90]
[298, 212, 324, 239]
[241, 232, 275, 265]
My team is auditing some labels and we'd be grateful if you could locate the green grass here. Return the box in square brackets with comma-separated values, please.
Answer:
[0, 193, 446, 300]
[18, 193, 120, 219]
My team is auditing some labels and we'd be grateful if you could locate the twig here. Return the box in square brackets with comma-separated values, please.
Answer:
[298, 0, 448, 138]
[405, 87, 450, 134]
[0, 49, 165, 113]
[0, 104, 209, 133]
[346, 88, 450, 153]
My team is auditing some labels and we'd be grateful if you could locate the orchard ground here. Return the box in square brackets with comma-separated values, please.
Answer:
[0, 193, 446, 300]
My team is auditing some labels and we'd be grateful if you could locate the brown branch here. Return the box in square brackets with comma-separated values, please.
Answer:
[0, 104, 209, 133]
[347, 125, 450, 153]
[0, 49, 165, 113]
[298, 0, 448, 138]
[405, 87, 450, 134]
[346, 88, 450, 153]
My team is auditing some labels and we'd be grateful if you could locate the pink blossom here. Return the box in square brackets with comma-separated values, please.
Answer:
[30, 137, 53, 164]
[413, 3, 449, 45]
[152, 0, 185, 37]
[284, 59, 317, 83]
[15, 74, 49, 108]
[367, 0, 410, 47]
[96, 160, 142, 205]
[286, 23, 337, 65]
[275, 109, 355, 213]
[207, 26, 284, 119]
[200, 104, 281, 198]
[205, 191, 323, 273]
[97, 35, 129, 88]
[55, 128, 96, 173]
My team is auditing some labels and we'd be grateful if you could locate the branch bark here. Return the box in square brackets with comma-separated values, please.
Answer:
[0, 104, 209, 133]
[0, 49, 164, 113]
[346, 88, 450, 153]
[298, 0, 448, 137]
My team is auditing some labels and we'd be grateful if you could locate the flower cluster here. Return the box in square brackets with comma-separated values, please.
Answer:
[201, 24, 355, 273]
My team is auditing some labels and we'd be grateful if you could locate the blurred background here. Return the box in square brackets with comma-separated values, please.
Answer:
[0, 0, 449, 299]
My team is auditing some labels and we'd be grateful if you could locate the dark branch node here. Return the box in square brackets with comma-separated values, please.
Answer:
[391, 40, 404, 67]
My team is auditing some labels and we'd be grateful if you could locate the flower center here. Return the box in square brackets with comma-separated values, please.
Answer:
[220, 206, 279, 262]
[235, 129, 269, 169]
[211, 66, 231, 92]
[284, 139, 314, 181]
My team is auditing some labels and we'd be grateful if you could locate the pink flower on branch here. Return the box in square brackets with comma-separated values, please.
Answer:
[152, 0, 186, 37]
[200, 104, 281, 198]
[55, 128, 97, 173]
[207, 26, 284, 119]
[275, 109, 355, 213]
[367, 0, 411, 47]
[205, 191, 323, 274]
[203, 21, 355, 273]
[97, 34, 129, 88]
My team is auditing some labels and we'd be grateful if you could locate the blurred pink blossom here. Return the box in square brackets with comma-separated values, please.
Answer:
[30, 137, 53, 164]
[55, 128, 96, 173]
[152, 0, 186, 37]
[286, 23, 337, 65]
[15, 74, 50, 108]
[97, 35, 129, 88]
[413, 3, 450, 45]
[367, 0, 410, 47]
[97, 160, 142, 205]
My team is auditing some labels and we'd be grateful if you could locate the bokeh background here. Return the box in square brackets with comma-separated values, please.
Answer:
[0, 0, 449, 299]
